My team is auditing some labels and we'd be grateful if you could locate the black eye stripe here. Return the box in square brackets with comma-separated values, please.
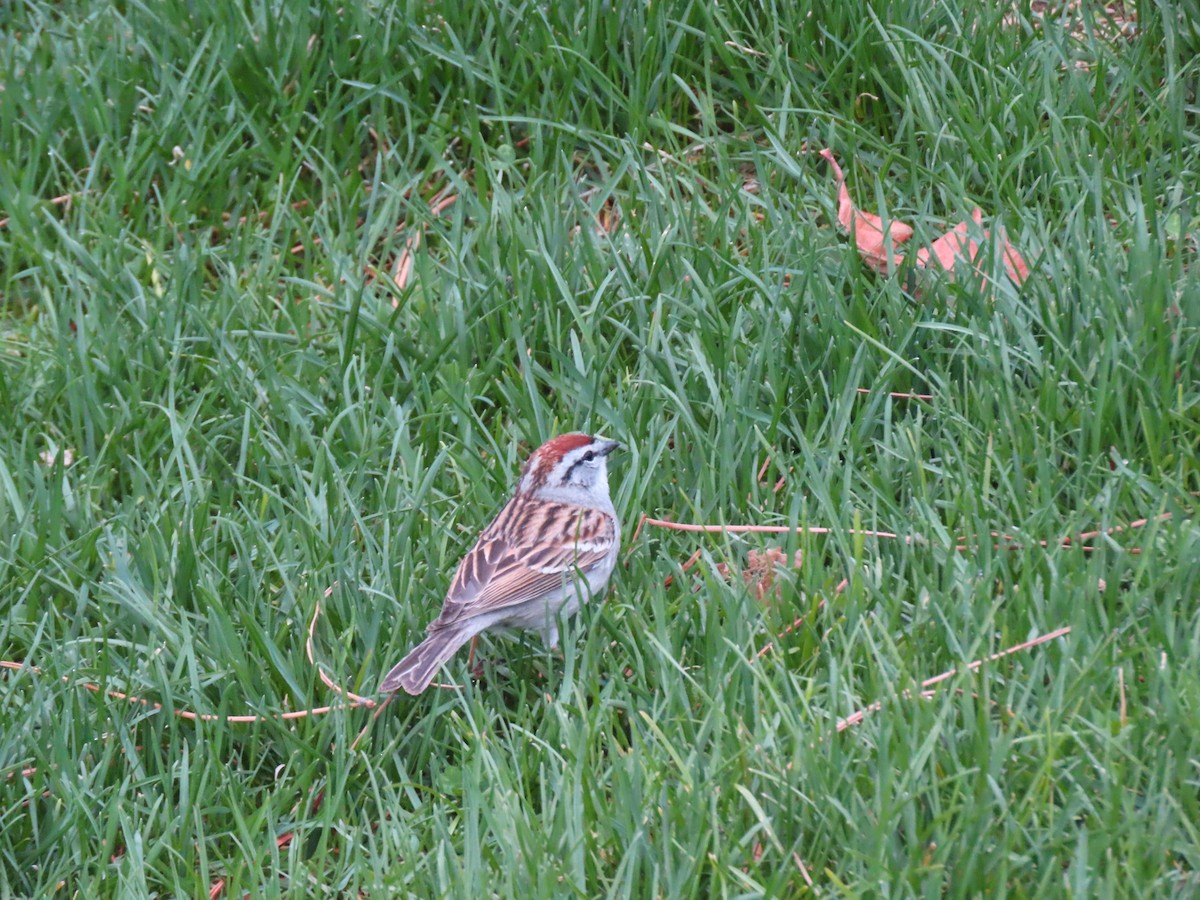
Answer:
[562, 448, 598, 481]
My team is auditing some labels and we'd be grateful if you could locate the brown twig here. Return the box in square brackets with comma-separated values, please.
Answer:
[628, 512, 650, 546]
[0, 658, 366, 722]
[642, 512, 1172, 553]
[209, 789, 325, 898]
[308, 588, 373, 706]
[391, 190, 459, 295]
[751, 577, 848, 661]
[392, 229, 421, 291]
[756, 457, 772, 483]
[1118, 666, 1127, 729]
[1, 593, 378, 723]
[641, 516, 903, 540]
[793, 852, 815, 887]
[223, 199, 311, 227]
[753, 601, 826, 660]
[0, 192, 77, 229]
[954, 512, 1171, 553]
[835, 626, 1072, 731]
[855, 387, 934, 401]
[750, 457, 790, 496]
[660, 548, 703, 589]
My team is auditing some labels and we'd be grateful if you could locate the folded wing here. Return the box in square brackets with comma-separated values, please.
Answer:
[429, 500, 615, 629]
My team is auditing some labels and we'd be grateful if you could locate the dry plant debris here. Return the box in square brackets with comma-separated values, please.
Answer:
[715, 547, 805, 602]
[820, 148, 1030, 286]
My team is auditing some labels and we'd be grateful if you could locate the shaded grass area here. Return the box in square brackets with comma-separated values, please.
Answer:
[1, 0, 1198, 895]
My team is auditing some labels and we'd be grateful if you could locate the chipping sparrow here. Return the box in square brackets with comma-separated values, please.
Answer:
[380, 433, 622, 695]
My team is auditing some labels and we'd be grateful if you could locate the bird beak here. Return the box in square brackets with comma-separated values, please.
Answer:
[596, 438, 622, 457]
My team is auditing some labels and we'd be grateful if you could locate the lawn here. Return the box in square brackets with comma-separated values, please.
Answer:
[1, 0, 1198, 895]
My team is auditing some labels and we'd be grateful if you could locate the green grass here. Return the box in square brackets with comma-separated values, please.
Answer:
[2, 0, 1198, 895]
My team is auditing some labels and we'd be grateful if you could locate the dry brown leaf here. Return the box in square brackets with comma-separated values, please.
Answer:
[820, 149, 1029, 286]
[998, 233, 1031, 284]
[916, 207, 1031, 285]
[717, 547, 803, 602]
[916, 207, 984, 272]
[820, 148, 912, 273]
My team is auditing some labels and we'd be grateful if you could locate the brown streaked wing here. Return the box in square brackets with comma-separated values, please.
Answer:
[430, 501, 615, 628]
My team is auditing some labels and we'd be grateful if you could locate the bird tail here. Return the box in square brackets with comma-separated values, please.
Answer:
[379, 625, 474, 695]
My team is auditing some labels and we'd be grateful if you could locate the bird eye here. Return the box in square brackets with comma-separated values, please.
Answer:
[582, 451, 595, 462]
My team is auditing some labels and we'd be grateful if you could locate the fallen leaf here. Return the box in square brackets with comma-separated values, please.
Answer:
[998, 234, 1031, 284]
[717, 547, 803, 602]
[916, 207, 1030, 285]
[918, 207, 981, 269]
[820, 148, 912, 273]
[820, 149, 1029, 286]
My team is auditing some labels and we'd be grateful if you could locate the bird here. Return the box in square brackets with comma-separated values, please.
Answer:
[379, 433, 622, 695]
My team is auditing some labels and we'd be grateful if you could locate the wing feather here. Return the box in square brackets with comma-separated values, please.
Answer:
[429, 498, 615, 629]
